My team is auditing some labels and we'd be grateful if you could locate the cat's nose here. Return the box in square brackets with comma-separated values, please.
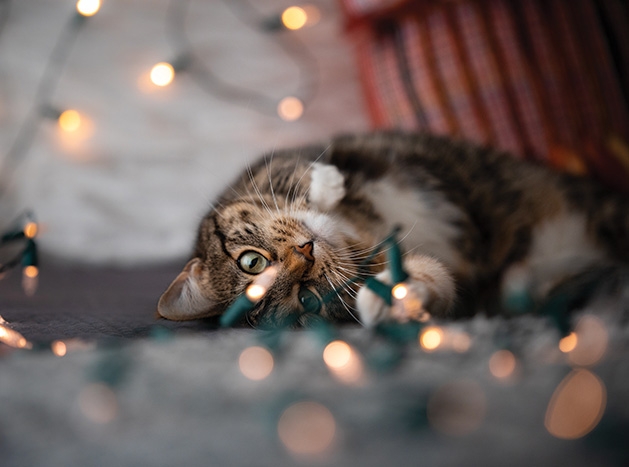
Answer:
[294, 241, 315, 262]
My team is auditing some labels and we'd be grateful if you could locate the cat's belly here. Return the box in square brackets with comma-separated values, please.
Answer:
[362, 179, 465, 271]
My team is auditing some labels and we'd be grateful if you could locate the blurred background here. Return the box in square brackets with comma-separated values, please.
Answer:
[0, 0, 369, 265]
[2, 0, 628, 270]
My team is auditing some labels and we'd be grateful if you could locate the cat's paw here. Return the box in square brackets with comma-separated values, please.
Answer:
[309, 163, 345, 211]
[355, 255, 455, 326]
[356, 270, 430, 326]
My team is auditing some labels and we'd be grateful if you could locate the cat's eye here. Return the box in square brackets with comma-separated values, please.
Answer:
[238, 251, 269, 274]
[298, 286, 321, 313]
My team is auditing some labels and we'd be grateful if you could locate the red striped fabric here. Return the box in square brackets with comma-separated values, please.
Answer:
[340, 0, 629, 191]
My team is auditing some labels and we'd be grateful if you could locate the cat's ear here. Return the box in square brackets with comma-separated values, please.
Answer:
[157, 258, 218, 320]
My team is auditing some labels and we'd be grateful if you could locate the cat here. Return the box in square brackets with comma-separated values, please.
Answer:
[157, 131, 629, 327]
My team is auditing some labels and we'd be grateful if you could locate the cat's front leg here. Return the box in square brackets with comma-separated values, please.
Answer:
[356, 254, 456, 326]
[308, 163, 346, 211]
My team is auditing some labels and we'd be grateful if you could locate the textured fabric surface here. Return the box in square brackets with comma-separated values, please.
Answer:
[0, 262, 215, 341]
[1, 264, 629, 466]
[340, 0, 629, 191]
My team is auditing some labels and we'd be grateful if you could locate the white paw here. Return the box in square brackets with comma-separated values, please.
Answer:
[356, 280, 390, 326]
[309, 163, 345, 211]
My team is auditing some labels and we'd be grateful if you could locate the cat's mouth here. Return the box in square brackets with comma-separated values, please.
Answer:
[246, 283, 324, 328]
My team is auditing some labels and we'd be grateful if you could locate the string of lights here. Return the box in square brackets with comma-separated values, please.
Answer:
[0, 0, 323, 290]
[0, 4, 96, 197]
[0, 227, 616, 454]
[165, 0, 320, 120]
[0, 211, 39, 295]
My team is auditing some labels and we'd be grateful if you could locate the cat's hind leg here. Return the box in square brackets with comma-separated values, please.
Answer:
[356, 254, 456, 326]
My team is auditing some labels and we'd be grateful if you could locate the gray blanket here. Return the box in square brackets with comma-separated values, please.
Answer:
[1, 264, 628, 466]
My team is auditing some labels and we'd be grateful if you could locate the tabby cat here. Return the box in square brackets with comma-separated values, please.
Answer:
[158, 132, 629, 326]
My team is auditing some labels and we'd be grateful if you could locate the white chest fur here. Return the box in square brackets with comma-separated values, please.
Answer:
[363, 179, 464, 270]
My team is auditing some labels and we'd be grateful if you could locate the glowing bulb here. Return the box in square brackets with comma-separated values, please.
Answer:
[559, 332, 578, 353]
[23, 265, 38, 278]
[489, 350, 517, 379]
[51, 340, 67, 357]
[323, 340, 352, 368]
[323, 341, 365, 385]
[420, 327, 443, 351]
[391, 283, 408, 300]
[545, 369, 606, 439]
[277, 96, 304, 121]
[22, 265, 39, 296]
[567, 315, 608, 367]
[239, 346, 274, 381]
[23, 222, 38, 239]
[76, 0, 101, 17]
[150, 62, 175, 87]
[281, 6, 308, 30]
[0, 321, 32, 349]
[246, 285, 266, 300]
[278, 401, 336, 456]
[58, 110, 82, 132]
[245, 266, 278, 302]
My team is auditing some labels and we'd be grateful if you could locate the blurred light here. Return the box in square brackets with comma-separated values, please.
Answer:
[420, 327, 443, 352]
[278, 401, 336, 456]
[239, 346, 274, 381]
[489, 350, 517, 379]
[22, 267, 38, 296]
[246, 285, 266, 301]
[323, 340, 351, 368]
[428, 380, 486, 436]
[277, 96, 304, 121]
[78, 383, 118, 424]
[150, 62, 175, 87]
[245, 266, 278, 301]
[281, 6, 307, 30]
[392, 285, 427, 322]
[23, 265, 38, 278]
[323, 340, 365, 385]
[545, 369, 606, 439]
[567, 315, 608, 367]
[51, 340, 67, 357]
[76, 0, 101, 17]
[58, 110, 82, 132]
[0, 321, 31, 349]
[391, 283, 408, 300]
[23, 222, 38, 239]
[559, 332, 577, 353]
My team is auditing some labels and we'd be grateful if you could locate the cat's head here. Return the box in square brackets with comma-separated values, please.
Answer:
[157, 199, 362, 326]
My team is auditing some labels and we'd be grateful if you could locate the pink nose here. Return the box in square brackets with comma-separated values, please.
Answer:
[294, 241, 315, 261]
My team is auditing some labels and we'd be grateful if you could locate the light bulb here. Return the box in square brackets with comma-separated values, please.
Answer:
[76, 0, 101, 17]
[150, 62, 175, 87]
[58, 110, 82, 132]
[23, 222, 38, 239]
[277, 96, 304, 121]
[281, 6, 308, 30]
[245, 266, 278, 302]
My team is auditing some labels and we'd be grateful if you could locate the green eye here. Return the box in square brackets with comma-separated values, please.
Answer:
[238, 251, 269, 274]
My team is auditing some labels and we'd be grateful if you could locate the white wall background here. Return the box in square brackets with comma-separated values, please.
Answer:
[0, 0, 368, 264]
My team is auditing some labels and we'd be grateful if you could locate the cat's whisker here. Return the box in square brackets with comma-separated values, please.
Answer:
[246, 164, 274, 216]
[284, 158, 302, 214]
[323, 273, 362, 324]
[264, 154, 281, 214]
